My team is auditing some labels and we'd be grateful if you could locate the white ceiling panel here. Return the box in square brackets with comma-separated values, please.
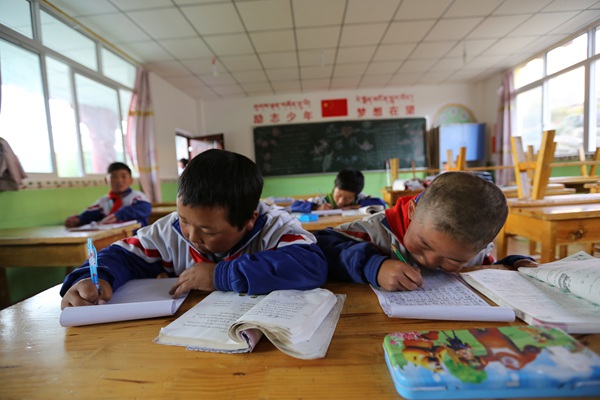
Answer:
[37, 0, 600, 99]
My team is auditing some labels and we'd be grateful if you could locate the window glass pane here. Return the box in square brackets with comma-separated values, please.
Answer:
[515, 87, 543, 151]
[514, 58, 543, 89]
[0, 39, 52, 173]
[548, 67, 585, 157]
[119, 88, 134, 171]
[102, 48, 136, 88]
[0, 0, 32, 38]
[547, 33, 587, 75]
[75, 74, 124, 174]
[596, 27, 600, 55]
[46, 57, 82, 177]
[40, 10, 97, 71]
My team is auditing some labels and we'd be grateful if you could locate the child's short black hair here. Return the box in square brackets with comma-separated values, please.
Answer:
[107, 162, 132, 175]
[334, 169, 364, 194]
[178, 149, 263, 229]
[412, 171, 508, 252]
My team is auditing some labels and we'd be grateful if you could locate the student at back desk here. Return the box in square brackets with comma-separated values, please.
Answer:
[64, 162, 151, 228]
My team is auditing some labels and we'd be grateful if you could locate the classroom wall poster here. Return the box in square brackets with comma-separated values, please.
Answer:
[251, 92, 416, 126]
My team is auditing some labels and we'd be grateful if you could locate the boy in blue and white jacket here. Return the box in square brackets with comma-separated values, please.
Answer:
[290, 168, 386, 213]
[64, 162, 151, 228]
[61, 150, 328, 309]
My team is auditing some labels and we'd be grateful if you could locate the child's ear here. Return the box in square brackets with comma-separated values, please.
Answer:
[244, 210, 260, 231]
[407, 199, 417, 220]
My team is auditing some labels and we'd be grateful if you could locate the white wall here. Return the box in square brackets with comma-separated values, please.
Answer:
[197, 84, 488, 162]
[149, 73, 198, 179]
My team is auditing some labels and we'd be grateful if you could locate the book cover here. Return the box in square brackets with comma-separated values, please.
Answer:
[383, 326, 600, 399]
[59, 278, 188, 327]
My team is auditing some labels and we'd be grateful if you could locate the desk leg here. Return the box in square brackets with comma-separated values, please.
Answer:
[0, 267, 9, 309]
[496, 224, 508, 260]
[539, 222, 557, 264]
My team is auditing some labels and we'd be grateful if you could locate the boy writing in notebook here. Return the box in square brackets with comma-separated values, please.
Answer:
[315, 171, 537, 291]
[64, 162, 152, 228]
[60, 149, 328, 309]
[290, 168, 386, 213]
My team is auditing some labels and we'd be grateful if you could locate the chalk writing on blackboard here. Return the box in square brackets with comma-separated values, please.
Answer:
[253, 118, 426, 176]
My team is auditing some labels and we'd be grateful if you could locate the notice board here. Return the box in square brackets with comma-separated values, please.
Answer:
[253, 118, 427, 176]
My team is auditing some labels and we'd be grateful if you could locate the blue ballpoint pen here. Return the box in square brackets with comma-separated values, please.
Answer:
[87, 238, 101, 295]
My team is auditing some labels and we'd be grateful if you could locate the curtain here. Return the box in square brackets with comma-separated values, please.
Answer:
[495, 71, 515, 186]
[126, 67, 162, 203]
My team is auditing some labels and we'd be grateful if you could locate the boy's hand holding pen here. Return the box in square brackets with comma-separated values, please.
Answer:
[376, 244, 423, 291]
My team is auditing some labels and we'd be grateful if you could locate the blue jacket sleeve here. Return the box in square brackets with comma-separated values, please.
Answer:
[315, 228, 387, 286]
[358, 196, 387, 208]
[290, 200, 315, 213]
[78, 209, 104, 225]
[213, 243, 327, 295]
[59, 244, 167, 296]
[114, 200, 152, 226]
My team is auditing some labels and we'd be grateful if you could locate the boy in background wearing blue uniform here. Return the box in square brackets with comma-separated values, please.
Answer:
[61, 149, 327, 309]
[64, 162, 152, 228]
[315, 171, 537, 291]
[290, 168, 386, 213]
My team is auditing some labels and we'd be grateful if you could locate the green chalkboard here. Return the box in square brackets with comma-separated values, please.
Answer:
[253, 118, 427, 176]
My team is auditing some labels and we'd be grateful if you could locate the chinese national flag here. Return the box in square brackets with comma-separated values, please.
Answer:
[321, 98, 348, 117]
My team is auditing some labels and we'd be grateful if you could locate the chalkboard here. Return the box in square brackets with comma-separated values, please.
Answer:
[253, 118, 427, 176]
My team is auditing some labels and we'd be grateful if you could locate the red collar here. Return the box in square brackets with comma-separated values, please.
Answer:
[384, 195, 416, 242]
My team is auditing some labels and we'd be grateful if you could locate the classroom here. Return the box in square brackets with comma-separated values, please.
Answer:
[1, 1, 600, 398]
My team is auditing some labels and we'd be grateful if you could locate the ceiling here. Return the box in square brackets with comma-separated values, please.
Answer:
[46, 0, 600, 100]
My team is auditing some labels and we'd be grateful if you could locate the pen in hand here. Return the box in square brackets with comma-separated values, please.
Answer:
[391, 243, 422, 288]
[87, 238, 101, 295]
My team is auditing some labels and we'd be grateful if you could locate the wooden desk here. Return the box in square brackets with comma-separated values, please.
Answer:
[500, 184, 576, 198]
[496, 203, 600, 263]
[301, 214, 366, 232]
[380, 188, 422, 206]
[549, 176, 600, 192]
[4, 282, 596, 399]
[149, 205, 176, 224]
[0, 223, 140, 308]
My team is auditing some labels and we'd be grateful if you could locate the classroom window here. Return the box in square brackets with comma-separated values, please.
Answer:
[0, 38, 52, 173]
[46, 57, 82, 177]
[548, 68, 585, 157]
[0, 0, 32, 38]
[75, 74, 125, 175]
[515, 87, 543, 152]
[546, 34, 587, 76]
[512, 24, 600, 157]
[0, 1, 136, 178]
[40, 10, 97, 71]
[514, 58, 543, 89]
[102, 48, 136, 88]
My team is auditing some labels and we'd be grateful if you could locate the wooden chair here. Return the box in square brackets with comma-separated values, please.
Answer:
[510, 130, 556, 200]
[445, 147, 467, 171]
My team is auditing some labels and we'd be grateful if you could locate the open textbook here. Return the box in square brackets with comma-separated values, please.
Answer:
[68, 220, 139, 231]
[154, 288, 345, 360]
[461, 251, 600, 333]
[60, 278, 188, 327]
[372, 269, 515, 322]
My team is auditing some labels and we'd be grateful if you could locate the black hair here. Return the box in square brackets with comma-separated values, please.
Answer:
[179, 158, 189, 167]
[177, 149, 263, 229]
[107, 162, 132, 175]
[334, 169, 364, 194]
[412, 171, 508, 252]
